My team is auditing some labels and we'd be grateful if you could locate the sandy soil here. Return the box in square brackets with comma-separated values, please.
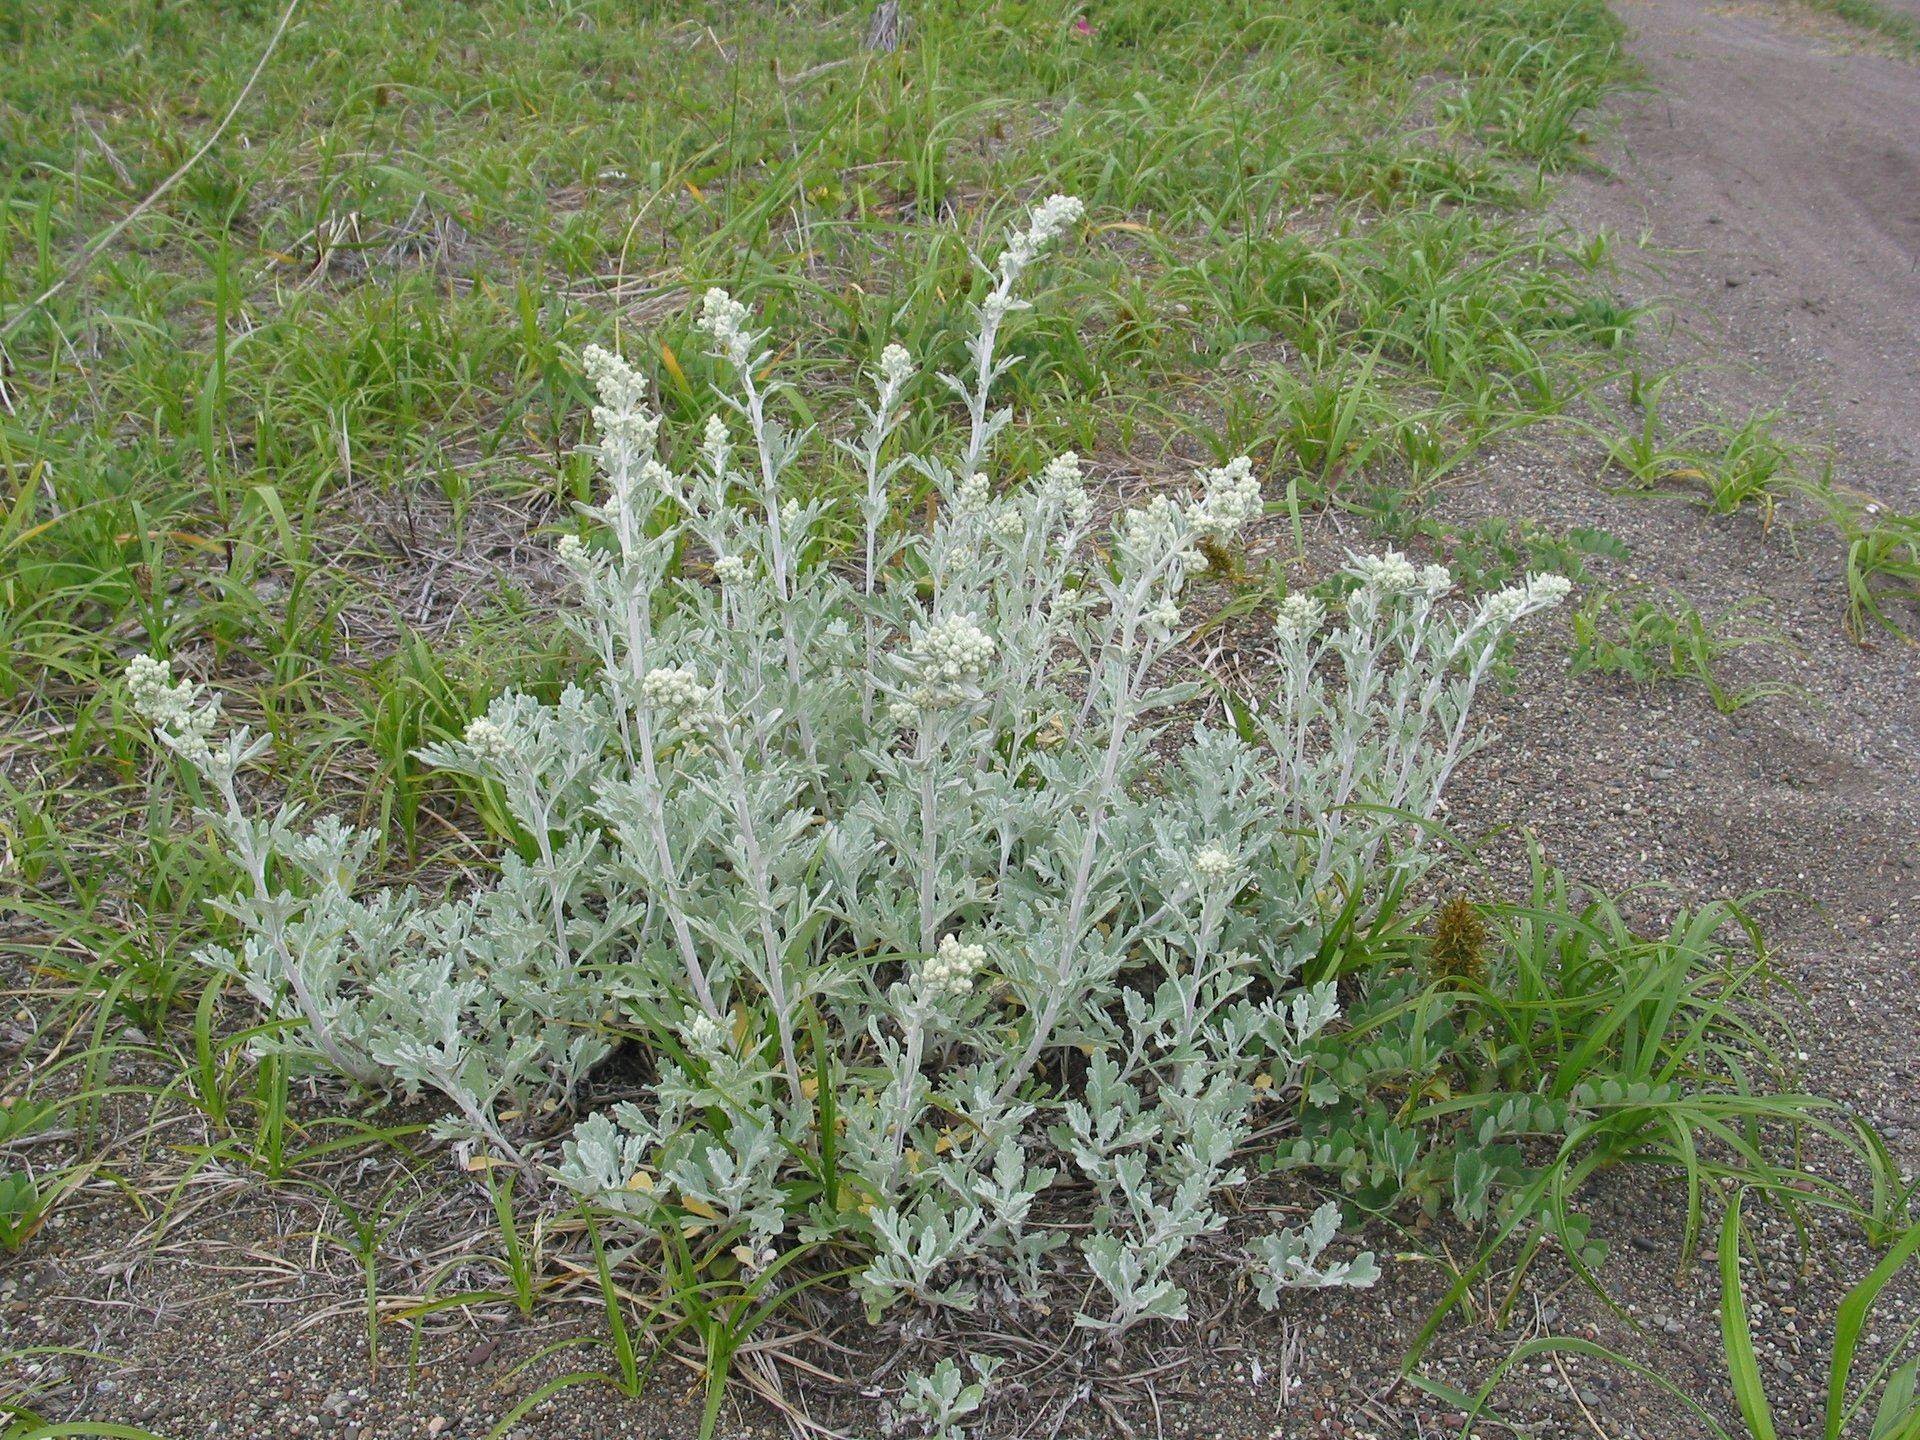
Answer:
[1429, 0, 1920, 1430]
[1578, 0, 1920, 490]
[7, 2, 1918, 1438]
[1495, 0, 1920, 1146]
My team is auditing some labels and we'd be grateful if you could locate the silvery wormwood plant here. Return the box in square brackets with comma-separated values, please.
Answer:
[125, 194, 1569, 1332]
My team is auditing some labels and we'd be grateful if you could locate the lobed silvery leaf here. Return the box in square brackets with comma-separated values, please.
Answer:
[1249, 1201, 1382, 1307]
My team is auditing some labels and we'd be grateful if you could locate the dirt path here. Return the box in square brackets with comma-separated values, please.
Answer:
[1426, 9, 1920, 1431]
[1397, 5, 1920, 1429]
[1495, 0, 1920, 1126]
[1565, 0, 1920, 491]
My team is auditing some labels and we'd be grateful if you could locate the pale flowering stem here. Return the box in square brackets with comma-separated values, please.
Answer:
[1025, 516, 1085, 639]
[614, 557, 722, 1022]
[735, 364, 820, 773]
[1394, 610, 1502, 814]
[994, 590, 1160, 1106]
[1426, 633, 1507, 801]
[1069, 539, 1184, 746]
[634, 711, 722, 1022]
[737, 368, 792, 598]
[713, 724, 805, 1101]
[214, 773, 384, 1090]
[1001, 514, 1079, 716]
[1360, 638, 1502, 885]
[585, 612, 637, 769]
[1281, 639, 1319, 803]
[518, 790, 574, 982]
[958, 272, 1015, 482]
[858, 381, 903, 732]
[1390, 617, 1477, 812]
[1325, 599, 1394, 847]
[883, 1000, 930, 1189]
[861, 535, 881, 731]
[1384, 603, 1429, 777]
[913, 722, 940, 956]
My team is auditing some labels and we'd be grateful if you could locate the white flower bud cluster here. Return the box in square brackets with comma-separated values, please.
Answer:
[581, 343, 647, 411]
[1530, 573, 1573, 604]
[696, 287, 754, 368]
[1349, 548, 1422, 594]
[999, 194, 1086, 283]
[1343, 550, 1453, 601]
[1187, 456, 1262, 540]
[1145, 596, 1181, 633]
[955, 472, 991, 509]
[126, 655, 221, 768]
[640, 665, 715, 720]
[893, 614, 1000, 717]
[1119, 494, 1179, 551]
[556, 533, 589, 568]
[879, 343, 914, 389]
[702, 413, 731, 474]
[680, 1008, 729, 1057]
[911, 615, 997, 685]
[1037, 452, 1093, 522]
[592, 397, 660, 453]
[713, 554, 748, 585]
[921, 934, 988, 999]
[125, 654, 189, 726]
[988, 505, 1027, 540]
[1273, 592, 1327, 644]
[1119, 495, 1205, 573]
[1483, 572, 1573, 625]
[463, 716, 515, 762]
[1192, 846, 1239, 881]
[581, 344, 661, 452]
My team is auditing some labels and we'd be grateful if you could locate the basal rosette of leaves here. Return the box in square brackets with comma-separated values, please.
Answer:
[124, 196, 1572, 1333]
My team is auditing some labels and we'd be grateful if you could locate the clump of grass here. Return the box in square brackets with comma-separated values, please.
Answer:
[1569, 588, 1794, 713]
[1438, 37, 1619, 167]
[1606, 407, 1808, 525]
[1840, 507, 1920, 641]
[1289, 837, 1897, 1319]
[1802, 0, 1920, 56]
[1268, 353, 1392, 495]
[1698, 412, 1805, 520]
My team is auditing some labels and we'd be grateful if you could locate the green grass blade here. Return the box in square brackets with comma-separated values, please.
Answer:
[1720, 1193, 1778, 1440]
[1830, 1221, 1920, 1440]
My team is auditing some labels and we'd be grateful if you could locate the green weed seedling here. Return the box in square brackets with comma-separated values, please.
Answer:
[1608, 405, 1809, 525]
[1570, 588, 1794, 713]
[1840, 506, 1920, 641]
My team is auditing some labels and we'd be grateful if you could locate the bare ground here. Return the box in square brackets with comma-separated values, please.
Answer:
[7, 1, 1919, 1437]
